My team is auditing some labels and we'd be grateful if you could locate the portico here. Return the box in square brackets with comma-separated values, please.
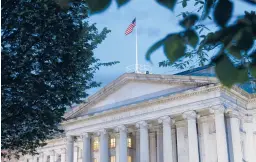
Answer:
[15, 70, 256, 162]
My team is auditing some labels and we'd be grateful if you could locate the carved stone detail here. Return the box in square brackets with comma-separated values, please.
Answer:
[115, 125, 127, 132]
[158, 116, 174, 125]
[135, 121, 148, 129]
[97, 129, 107, 136]
[225, 109, 241, 119]
[182, 111, 197, 120]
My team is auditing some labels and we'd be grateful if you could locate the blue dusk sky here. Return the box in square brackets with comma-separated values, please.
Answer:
[87, 0, 255, 95]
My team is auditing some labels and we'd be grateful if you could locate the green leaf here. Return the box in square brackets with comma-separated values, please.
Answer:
[180, 14, 199, 29]
[182, 0, 188, 8]
[116, 0, 130, 8]
[213, 0, 233, 27]
[164, 34, 186, 63]
[250, 65, 256, 78]
[214, 54, 249, 87]
[227, 46, 242, 59]
[145, 38, 165, 63]
[156, 0, 178, 11]
[184, 29, 199, 48]
[235, 27, 254, 51]
[86, 0, 111, 14]
[201, 0, 214, 20]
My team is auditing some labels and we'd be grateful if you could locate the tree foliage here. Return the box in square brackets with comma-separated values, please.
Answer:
[1, 0, 119, 157]
[83, 0, 256, 88]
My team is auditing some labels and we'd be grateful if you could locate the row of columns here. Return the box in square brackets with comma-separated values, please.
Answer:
[62, 109, 254, 162]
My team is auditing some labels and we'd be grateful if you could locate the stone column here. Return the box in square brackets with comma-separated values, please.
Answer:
[158, 116, 173, 162]
[182, 111, 199, 162]
[50, 150, 55, 162]
[66, 135, 74, 162]
[156, 127, 163, 162]
[135, 131, 140, 162]
[210, 108, 229, 162]
[115, 133, 120, 162]
[82, 133, 91, 162]
[226, 110, 243, 162]
[136, 121, 149, 162]
[60, 149, 66, 162]
[243, 115, 255, 162]
[115, 125, 127, 162]
[149, 132, 157, 162]
[74, 146, 79, 162]
[200, 117, 210, 162]
[98, 129, 109, 162]
[39, 153, 44, 162]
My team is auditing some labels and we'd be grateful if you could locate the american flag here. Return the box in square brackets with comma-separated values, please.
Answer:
[125, 18, 136, 35]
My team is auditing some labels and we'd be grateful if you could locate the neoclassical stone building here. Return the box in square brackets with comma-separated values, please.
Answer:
[15, 66, 256, 162]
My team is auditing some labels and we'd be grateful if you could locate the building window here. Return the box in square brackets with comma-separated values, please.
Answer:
[127, 137, 132, 148]
[93, 158, 98, 162]
[93, 137, 99, 151]
[110, 137, 116, 148]
[128, 156, 132, 162]
[110, 156, 116, 162]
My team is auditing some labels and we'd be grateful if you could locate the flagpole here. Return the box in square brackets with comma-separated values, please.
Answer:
[135, 19, 138, 73]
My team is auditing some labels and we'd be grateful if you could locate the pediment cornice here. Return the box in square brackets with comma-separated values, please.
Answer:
[64, 73, 219, 119]
[64, 73, 255, 120]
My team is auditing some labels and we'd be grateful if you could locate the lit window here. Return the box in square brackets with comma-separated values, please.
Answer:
[93, 158, 98, 162]
[128, 156, 132, 162]
[110, 156, 116, 162]
[93, 137, 99, 151]
[110, 138, 116, 148]
[127, 137, 132, 148]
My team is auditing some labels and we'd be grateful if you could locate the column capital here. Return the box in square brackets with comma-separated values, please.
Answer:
[158, 116, 174, 125]
[225, 109, 241, 118]
[182, 111, 197, 120]
[135, 121, 148, 129]
[97, 129, 107, 136]
[81, 132, 91, 139]
[49, 150, 55, 156]
[60, 148, 66, 154]
[66, 135, 74, 143]
[115, 125, 127, 132]
[210, 107, 225, 115]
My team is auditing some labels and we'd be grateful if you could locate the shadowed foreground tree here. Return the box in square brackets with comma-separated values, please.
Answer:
[83, 0, 256, 87]
[1, 0, 118, 157]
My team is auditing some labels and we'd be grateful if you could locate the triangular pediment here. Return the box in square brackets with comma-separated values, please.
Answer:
[64, 73, 219, 119]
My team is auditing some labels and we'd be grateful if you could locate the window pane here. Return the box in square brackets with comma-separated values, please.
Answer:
[127, 137, 132, 148]
[128, 156, 132, 162]
[110, 156, 116, 162]
[110, 138, 116, 148]
[93, 137, 99, 151]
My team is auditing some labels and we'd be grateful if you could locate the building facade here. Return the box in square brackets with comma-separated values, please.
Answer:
[14, 68, 256, 162]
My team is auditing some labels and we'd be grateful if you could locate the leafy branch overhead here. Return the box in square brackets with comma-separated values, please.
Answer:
[83, 0, 256, 88]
